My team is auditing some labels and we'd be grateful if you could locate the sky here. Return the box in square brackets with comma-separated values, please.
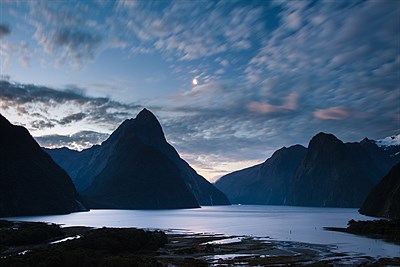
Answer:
[0, 0, 399, 182]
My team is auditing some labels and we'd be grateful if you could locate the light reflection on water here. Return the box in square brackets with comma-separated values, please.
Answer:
[4, 205, 400, 258]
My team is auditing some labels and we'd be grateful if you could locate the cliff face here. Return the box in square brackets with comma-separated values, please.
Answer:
[288, 133, 380, 207]
[216, 132, 399, 208]
[359, 163, 400, 218]
[0, 114, 86, 217]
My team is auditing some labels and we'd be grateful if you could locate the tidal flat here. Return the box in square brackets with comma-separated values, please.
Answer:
[1, 220, 399, 266]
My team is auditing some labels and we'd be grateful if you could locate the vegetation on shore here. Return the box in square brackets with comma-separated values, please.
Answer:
[0, 220, 64, 250]
[1, 220, 167, 267]
[325, 219, 400, 244]
[1, 220, 400, 266]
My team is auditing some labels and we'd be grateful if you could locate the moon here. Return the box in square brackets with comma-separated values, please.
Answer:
[192, 78, 198, 85]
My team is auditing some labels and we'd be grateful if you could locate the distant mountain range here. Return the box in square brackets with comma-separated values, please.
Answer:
[360, 162, 400, 218]
[3, 105, 397, 214]
[45, 109, 229, 209]
[0, 114, 86, 217]
[215, 132, 400, 208]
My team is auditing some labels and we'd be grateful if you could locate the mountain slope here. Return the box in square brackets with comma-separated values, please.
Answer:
[44, 146, 100, 192]
[46, 109, 229, 208]
[359, 162, 400, 218]
[289, 133, 379, 207]
[215, 145, 306, 204]
[215, 132, 399, 208]
[0, 114, 86, 217]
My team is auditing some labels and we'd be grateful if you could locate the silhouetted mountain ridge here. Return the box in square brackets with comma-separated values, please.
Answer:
[0, 114, 86, 217]
[360, 163, 400, 218]
[214, 145, 306, 205]
[45, 108, 229, 209]
[216, 132, 399, 208]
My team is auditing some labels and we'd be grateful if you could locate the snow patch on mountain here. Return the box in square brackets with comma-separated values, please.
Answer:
[375, 134, 400, 148]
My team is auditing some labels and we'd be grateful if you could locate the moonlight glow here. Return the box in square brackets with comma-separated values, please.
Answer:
[192, 78, 198, 85]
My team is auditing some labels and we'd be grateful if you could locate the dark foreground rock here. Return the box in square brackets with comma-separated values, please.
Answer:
[325, 219, 400, 245]
[1, 220, 400, 266]
[1, 221, 167, 267]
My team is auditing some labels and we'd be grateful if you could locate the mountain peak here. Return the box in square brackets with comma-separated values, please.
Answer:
[309, 132, 342, 147]
[313, 132, 337, 140]
[105, 108, 165, 149]
[135, 108, 159, 125]
[133, 108, 165, 141]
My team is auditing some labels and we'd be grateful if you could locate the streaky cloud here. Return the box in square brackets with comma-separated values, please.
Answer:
[35, 130, 110, 151]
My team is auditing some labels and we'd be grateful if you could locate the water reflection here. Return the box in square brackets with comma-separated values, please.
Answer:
[4, 205, 400, 258]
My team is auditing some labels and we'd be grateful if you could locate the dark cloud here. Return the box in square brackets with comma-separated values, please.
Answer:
[27, 1, 106, 67]
[59, 112, 87, 125]
[35, 131, 109, 150]
[53, 28, 102, 60]
[0, 80, 142, 129]
[0, 24, 11, 38]
[31, 119, 56, 130]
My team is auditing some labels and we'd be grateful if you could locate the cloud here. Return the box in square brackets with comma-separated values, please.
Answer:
[35, 131, 110, 151]
[247, 92, 299, 114]
[53, 28, 102, 60]
[0, 24, 11, 38]
[1, 1, 399, 180]
[0, 41, 30, 69]
[31, 119, 56, 130]
[313, 107, 352, 120]
[59, 112, 87, 125]
[115, 1, 266, 60]
[26, 1, 106, 67]
[0, 80, 142, 131]
[19, 56, 31, 68]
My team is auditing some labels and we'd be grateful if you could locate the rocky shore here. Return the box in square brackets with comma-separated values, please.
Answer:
[325, 219, 400, 245]
[1, 220, 399, 266]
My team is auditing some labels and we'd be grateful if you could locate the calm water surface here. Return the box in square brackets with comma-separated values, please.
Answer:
[5, 205, 400, 258]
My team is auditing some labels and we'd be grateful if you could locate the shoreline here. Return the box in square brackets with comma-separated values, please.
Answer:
[324, 219, 400, 245]
[1, 220, 400, 266]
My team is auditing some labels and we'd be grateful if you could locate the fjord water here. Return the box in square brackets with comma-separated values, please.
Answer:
[6, 205, 399, 258]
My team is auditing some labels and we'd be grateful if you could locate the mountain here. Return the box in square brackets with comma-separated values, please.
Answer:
[359, 162, 400, 218]
[215, 145, 306, 205]
[215, 132, 399, 208]
[45, 109, 229, 209]
[44, 146, 100, 191]
[0, 114, 86, 217]
[289, 133, 383, 207]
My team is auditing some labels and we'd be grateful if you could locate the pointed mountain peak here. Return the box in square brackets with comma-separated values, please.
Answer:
[105, 108, 165, 146]
[135, 108, 160, 125]
[134, 108, 164, 136]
